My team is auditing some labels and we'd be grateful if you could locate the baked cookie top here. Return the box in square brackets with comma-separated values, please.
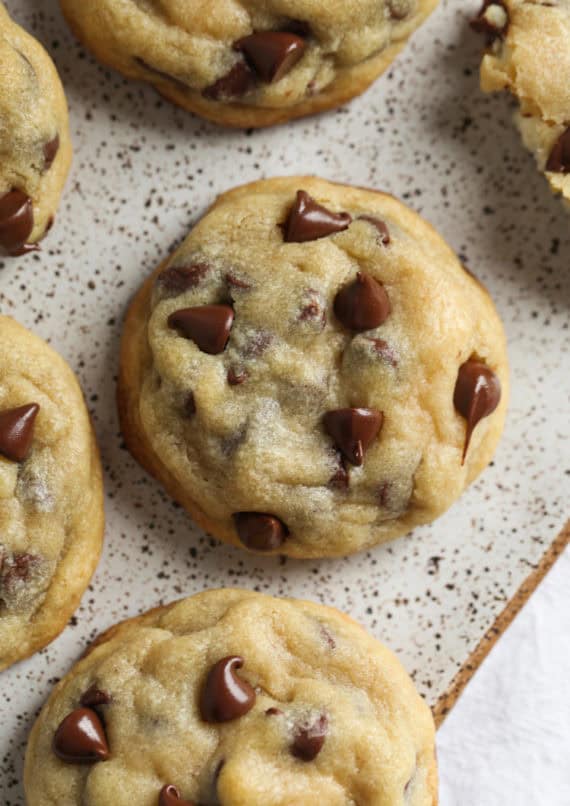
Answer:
[120, 177, 508, 558]
[59, 0, 438, 125]
[0, 316, 104, 670]
[0, 2, 72, 254]
[474, 0, 570, 203]
[24, 588, 437, 806]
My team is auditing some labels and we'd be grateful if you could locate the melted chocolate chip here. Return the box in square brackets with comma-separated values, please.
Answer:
[168, 305, 234, 355]
[359, 215, 390, 245]
[226, 272, 252, 291]
[546, 128, 570, 173]
[159, 784, 195, 806]
[470, 1, 509, 39]
[228, 367, 248, 386]
[80, 685, 112, 709]
[291, 714, 328, 761]
[0, 553, 39, 591]
[0, 403, 40, 462]
[157, 263, 211, 296]
[324, 408, 383, 467]
[283, 191, 352, 243]
[0, 190, 34, 255]
[203, 61, 255, 100]
[233, 512, 289, 551]
[43, 135, 60, 172]
[235, 32, 306, 83]
[328, 453, 349, 490]
[200, 656, 256, 723]
[53, 708, 110, 764]
[334, 273, 391, 331]
[453, 359, 501, 461]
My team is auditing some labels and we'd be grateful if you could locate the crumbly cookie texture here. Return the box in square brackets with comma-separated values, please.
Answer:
[24, 588, 438, 806]
[59, 0, 439, 128]
[0, 316, 104, 670]
[118, 176, 509, 559]
[0, 3, 72, 255]
[474, 0, 570, 205]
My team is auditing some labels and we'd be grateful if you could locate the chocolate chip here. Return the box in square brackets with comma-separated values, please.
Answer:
[0, 190, 34, 255]
[159, 784, 195, 806]
[387, 0, 413, 19]
[157, 264, 210, 296]
[334, 272, 391, 331]
[283, 191, 352, 243]
[266, 707, 283, 716]
[53, 707, 110, 764]
[200, 656, 256, 723]
[546, 128, 570, 173]
[0, 553, 39, 590]
[366, 338, 398, 367]
[80, 686, 112, 709]
[291, 714, 328, 761]
[323, 408, 384, 467]
[203, 61, 255, 100]
[228, 367, 248, 386]
[43, 134, 60, 172]
[285, 20, 312, 37]
[358, 215, 390, 245]
[168, 305, 234, 355]
[453, 359, 501, 462]
[233, 512, 289, 551]
[470, 1, 509, 39]
[328, 455, 349, 490]
[235, 32, 306, 84]
[226, 272, 252, 291]
[298, 288, 326, 329]
[0, 403, 40, 462]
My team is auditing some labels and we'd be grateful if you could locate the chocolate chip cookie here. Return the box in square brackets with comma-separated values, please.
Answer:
[0, 3, 72, 256]
[58, 0, 439, 128]
[24, 588, 437, 805]
[0, 316, 104, 670]
[118, 177, 509, 559]
[473, 0, 570, 206]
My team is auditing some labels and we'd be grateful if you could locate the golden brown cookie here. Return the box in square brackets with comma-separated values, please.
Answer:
[59, 0, 439, 128]
[0, 3, 72, 255]
[25, 588, 438, 805]
[0, 316, 104, 670]
[118, 176, 509, 559]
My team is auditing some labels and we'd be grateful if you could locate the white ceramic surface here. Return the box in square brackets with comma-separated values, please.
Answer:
[0, 1, 568, 803]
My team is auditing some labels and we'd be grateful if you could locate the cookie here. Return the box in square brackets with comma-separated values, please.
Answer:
[0, 316, 104, 670]
[24, 588, 437, 805]
[59, 0, 439, 128]
[0, 3, 72, 256]
[118, 176, 509, 559]
[473, 0, 570, 206]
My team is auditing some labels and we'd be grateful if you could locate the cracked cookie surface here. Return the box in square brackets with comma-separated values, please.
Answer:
[0, 316, 104, 670]
[474, 0, 570, 205]
[58, 0, 438, 127]
[25, 588, 438, 806]
[118, 177, 509, 559]
[0, 3, 72, 255]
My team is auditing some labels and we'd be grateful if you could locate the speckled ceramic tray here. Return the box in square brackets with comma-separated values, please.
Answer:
[1, 1, 569, 802]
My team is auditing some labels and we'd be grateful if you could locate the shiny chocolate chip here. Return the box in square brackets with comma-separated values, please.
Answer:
[53, 707, 109, 764]
[80, 685, 112, 709]
[233, 512, 289, 551]
[159, 784, 195, 806]
[235, 32, 306, 83]
[203, 61, 255, 100]
[200, 656, 256, 723]
[291, 714, 328, 761]
[168, 305, 234, 355]
[323, 408, 383, 467]
[43, 134, 60, 172]
[0, 403, 40, 462]
[0, 190, 34, 255]
[334, 272, 391, 331]
[470, 1, 509, 38]
[359, 215, 390, 245]
[157, 263, 211, 296]
[453, 359, 501, 462]
[546, 128, 570, 173]
[283, 190, 352, 243]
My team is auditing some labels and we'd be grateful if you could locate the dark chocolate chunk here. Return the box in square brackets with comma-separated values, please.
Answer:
[203, 61, 255, 100]
[235, 32, 306, 83]
[0, 403, 40, 462]
[43, 135, 60, 172]
[334, 272, 391, 331]
[168, 305, 234, 355]
[453, 359, 501, 461]
[470, 1, 509, 39]
[546, 128, 570, 173]
[159, 784, 195, 806]
[323, 408, 383, 467]
[291, 714, 328, 761]
[80, 685, 112, 709]
[359, 215, 390, 245]
[53, 708, 110, 764]
[0, 190, 34, 255]
[283, 191, 352, 243]
[157, 263, 211, 296]
[233, 512, 289, 551]
[200, 656, 256, 723]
